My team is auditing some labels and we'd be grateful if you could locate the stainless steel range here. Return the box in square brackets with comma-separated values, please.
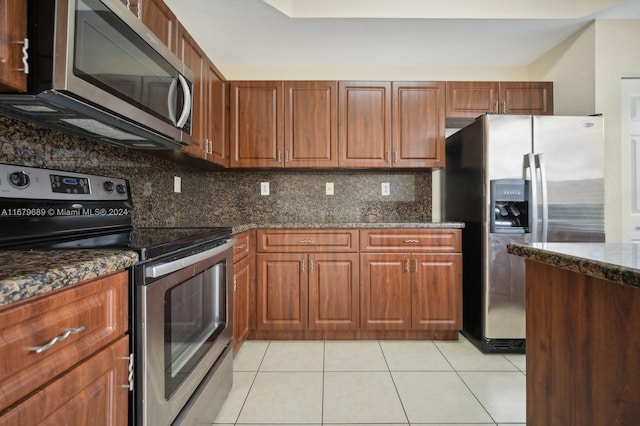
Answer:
[0, 164, 234, 425]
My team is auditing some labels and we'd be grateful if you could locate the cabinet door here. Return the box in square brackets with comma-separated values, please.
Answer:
[230, 81, 283, 167]
[500, 82, 554, 115]
[411, 254, 462, 330]
[140, 0, 178, 54]
[338, 81, 391, 168]
[445, 81, 500, 118]
[360, 253, 411, 330]
[233, 254, 253, 352]
[179, 27, 207, 159]
[284, 81, 338, 168]
[392, 81, 445, 168]
[0, 0, 27, 92]
[308, 253, 359, 330]
[205, 61, 228, 165]
[1, 336, 130, 426]
[256, 253, 307, 330]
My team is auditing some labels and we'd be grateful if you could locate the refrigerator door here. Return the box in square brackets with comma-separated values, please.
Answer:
[483, 115, 532, 343]
[532, 116, 605, 242]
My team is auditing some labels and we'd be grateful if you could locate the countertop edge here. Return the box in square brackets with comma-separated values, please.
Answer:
[231, 222, 465, 234]
[507, 243, 640, 289]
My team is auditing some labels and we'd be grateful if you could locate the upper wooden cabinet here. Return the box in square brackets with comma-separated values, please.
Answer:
[338, 81, 392, 168]
[230, 81, 283, 167]
[338, 81, 445, 168]
[392, 81, 445, 168]
[285, 81, 338, 168]
[179, 26, 227, 166]
[0, 0, 28, 92]
[446, 81, 553, 118]
[140, 0, 179, 54]
[230, 81, 338, 168]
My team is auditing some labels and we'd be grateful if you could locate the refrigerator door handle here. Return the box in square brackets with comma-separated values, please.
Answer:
[535, 153, 549, 242]
[523, 153, 538, 240]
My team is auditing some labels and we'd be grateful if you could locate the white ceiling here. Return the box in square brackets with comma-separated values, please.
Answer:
[162, 0, 640, 78]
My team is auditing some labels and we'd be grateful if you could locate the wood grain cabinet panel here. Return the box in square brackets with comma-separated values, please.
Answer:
[230, 81, 283, 167]
[392, 81, 445, 168]
[285, 81, 338, 168]
[338, 81, 392, 168]
[0, 271, 129, 421]
[233, 253, 254, 352]
[257, 229, 358, 253]
[360, 229, 462, 252]
[0, 0, 28, 92]
[140, 0, 178, 54]
[446, 81, 553, 118]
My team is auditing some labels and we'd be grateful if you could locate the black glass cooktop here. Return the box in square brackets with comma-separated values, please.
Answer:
[130, 227, 232, 261]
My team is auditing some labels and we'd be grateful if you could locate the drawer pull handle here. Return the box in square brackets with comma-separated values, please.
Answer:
[236, 244, 247, 249]
[30, 326, 86, 354]
[404, 239, 420, 243]
[299, 239, 315, 244]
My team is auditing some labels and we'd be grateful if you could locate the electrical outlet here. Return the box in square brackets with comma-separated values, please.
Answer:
[326, 182, 334, 195]
[173, 176, 181, 193]
[260, 182, 270, 196]
[381, 182, 390, 196]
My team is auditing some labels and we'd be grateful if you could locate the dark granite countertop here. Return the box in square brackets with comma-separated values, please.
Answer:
[507, 242, 640, 289]
[231, 221, 465, 234]
[0, 249, 139, 307]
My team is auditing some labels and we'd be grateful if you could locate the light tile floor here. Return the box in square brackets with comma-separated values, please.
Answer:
[213, 334, 526, 426]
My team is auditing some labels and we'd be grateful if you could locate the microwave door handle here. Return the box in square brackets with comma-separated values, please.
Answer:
[145, 238, 236, 279]
[535, 153, 549, 242]
[523, 153, 538, 240]
[176, 74, 192, 128]
[167, 76, 178, 125]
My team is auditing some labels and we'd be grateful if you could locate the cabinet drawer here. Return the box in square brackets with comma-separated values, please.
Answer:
[233, 231, 253, 262]
[360, 229, 461, 252]
[257, 229, 359, 252]
[0, 271, 128, 411]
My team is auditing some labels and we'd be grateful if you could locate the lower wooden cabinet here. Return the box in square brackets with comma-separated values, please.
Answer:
[252, 228, 462, 340]
[0, 271, 130, 424]
[233, 253, 254, 352]
[1, 337, 130, 426]
[360, 253, 461, 331]
[256, 252, 359, 331]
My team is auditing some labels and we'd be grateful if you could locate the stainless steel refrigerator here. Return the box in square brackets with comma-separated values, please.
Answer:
[442, 114, 604, 353]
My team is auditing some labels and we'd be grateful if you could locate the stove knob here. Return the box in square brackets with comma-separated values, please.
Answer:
[103, 181, 115, 192]
[8, 171, 30, 188]
[116, 183, 126, 194]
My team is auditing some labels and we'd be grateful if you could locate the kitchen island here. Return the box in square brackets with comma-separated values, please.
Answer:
[507, 242, 640, 426]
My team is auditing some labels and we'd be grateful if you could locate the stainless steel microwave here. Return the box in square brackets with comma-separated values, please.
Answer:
[0, 0, 194, 150]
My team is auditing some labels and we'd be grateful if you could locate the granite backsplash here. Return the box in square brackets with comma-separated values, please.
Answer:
[0, 117, 432, 227]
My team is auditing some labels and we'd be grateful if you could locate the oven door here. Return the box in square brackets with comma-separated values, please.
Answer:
[136, 238, 234, 426]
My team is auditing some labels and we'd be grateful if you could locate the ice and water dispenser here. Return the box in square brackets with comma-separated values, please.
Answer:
[490, 179, 529, 233]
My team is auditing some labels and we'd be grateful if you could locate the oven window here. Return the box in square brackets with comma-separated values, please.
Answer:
[164, 262, 226, 397]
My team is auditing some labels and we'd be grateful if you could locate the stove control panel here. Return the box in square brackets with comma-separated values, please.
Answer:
[0, 164, 130, 201]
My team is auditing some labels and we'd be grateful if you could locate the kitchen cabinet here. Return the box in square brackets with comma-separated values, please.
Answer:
[338, 81, 391, 168]
[230, 81, 338, 168]
[233, 231, 255, 353]
[255, 229, 360, 334]
[0, 0, 28, 92]
[140, 0, 179, 54]
[359, 229, 462, 332]
[179, 26, 228, 166]
[229, 81, 283, 167]
[284, 81, 338, 168]
[0, 271, 130, 424]
[392, 81, 445, 168]
[446, 81, 554, 118]
[338, 81, 445, 168]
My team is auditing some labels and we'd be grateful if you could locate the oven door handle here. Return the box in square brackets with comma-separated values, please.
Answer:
[145, 238, 236, 279]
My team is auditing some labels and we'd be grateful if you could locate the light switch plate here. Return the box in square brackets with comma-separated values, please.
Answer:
[326, 182, 334, 195]
[261, 182, 270, 196]
[381, 182, 390, 196]
[174, 176, 181, 193]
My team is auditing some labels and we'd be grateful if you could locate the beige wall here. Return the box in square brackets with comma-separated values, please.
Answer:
[529, 19, 640, 242]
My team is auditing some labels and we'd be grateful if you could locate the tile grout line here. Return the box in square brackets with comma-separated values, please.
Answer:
[377, 340, 411, 426]
[233, 341, 271, 425]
